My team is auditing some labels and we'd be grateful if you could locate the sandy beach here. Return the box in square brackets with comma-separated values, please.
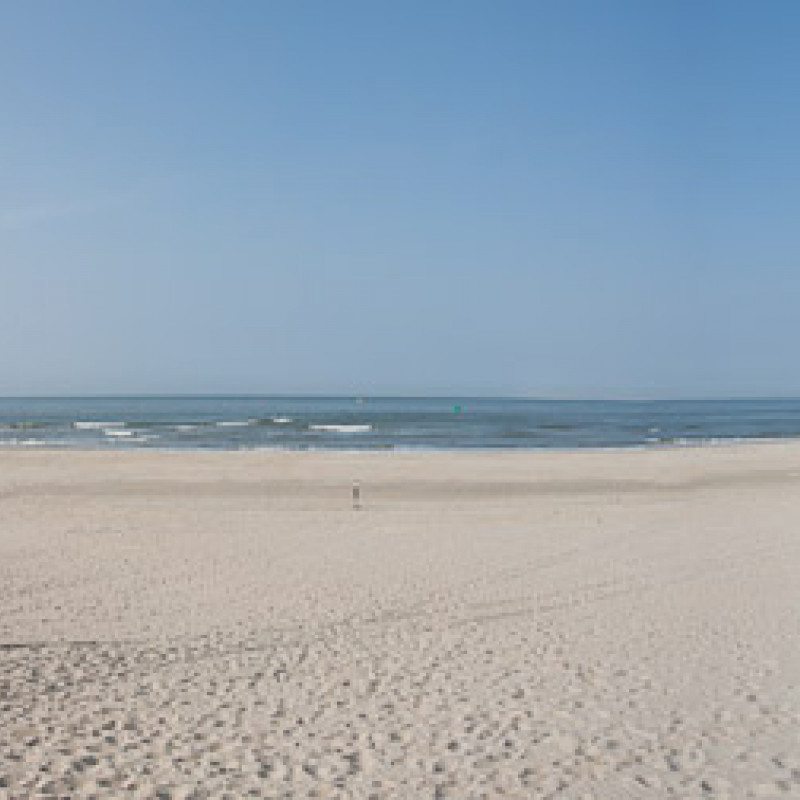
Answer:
[1, 443, 799, 799]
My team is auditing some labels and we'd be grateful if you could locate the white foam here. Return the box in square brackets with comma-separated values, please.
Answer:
[73, 421, 125, 430]
[309, 424, 372, 434]
[175, 424, 199, 432]
[215, 420, 252, 427]
[272, 417, 293, 424]
[104, 429, 135, 437]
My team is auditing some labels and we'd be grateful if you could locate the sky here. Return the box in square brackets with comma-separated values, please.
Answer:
[2, 1, 799, 398]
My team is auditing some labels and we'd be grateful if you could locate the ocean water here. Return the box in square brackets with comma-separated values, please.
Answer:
[2, 396, 800, 451]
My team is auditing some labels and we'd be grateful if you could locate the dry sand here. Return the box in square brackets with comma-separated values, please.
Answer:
[1, 443, 799, 799]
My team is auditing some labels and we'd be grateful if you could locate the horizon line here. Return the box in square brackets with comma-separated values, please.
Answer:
[1, 392, 799, 403]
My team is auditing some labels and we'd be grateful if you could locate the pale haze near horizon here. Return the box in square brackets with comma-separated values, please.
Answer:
[2, 1, 799, 399]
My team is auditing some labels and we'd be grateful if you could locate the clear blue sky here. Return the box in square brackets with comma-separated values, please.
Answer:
[2, 1, 799, 397]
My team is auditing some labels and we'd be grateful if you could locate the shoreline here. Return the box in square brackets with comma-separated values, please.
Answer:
[3, 432, 800, 455]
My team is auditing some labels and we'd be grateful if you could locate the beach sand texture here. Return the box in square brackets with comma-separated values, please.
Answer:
[1, 444, 799, 799]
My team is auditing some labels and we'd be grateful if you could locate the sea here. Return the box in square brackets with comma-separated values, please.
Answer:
[2, 396, 800, 451]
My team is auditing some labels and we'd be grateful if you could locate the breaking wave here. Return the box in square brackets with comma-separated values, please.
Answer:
[308, 424, 372, 434]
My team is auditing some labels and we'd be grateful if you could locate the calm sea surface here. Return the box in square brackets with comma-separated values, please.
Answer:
[1, 396, 800, 451]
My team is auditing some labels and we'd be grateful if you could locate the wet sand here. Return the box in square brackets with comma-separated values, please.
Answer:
[1, 444, 799, 798]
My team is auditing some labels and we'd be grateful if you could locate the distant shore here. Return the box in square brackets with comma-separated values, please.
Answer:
[1, 443, 799, 797]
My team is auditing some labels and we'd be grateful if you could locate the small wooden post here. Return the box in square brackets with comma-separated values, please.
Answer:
[352, 480, 361, 510]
